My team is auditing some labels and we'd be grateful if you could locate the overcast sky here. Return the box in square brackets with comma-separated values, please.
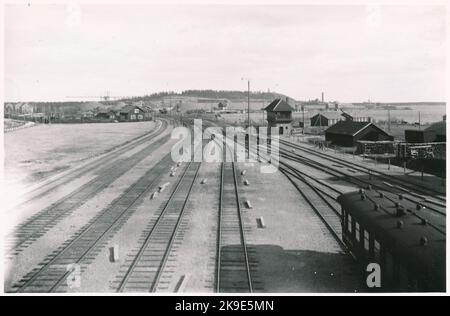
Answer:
[4, 4, 446, 102]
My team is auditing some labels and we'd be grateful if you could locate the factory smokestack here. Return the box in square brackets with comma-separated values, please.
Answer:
[321, 92, 324, 103]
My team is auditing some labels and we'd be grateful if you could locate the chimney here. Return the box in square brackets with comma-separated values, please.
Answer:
[321, 92, 324, 103]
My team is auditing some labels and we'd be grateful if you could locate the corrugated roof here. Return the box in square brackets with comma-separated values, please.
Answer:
[325, 120, 372, 136]
[425, 120, 446, 136]
[264, 98, 295, 112]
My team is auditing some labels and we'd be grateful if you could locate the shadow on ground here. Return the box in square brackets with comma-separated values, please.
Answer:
[220, 244, 365, 293]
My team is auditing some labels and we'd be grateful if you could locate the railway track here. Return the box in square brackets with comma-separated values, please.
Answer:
[278, 162, 346, 251]
[115, 161, 201, 292]
[9, 154, 174, 293]
[276, 147, 445, 235]
[15, 120, 168, 207]
[216, 161, 254, 293]
[280, 150, 446, 225]
[279, 139, 445, 202]
[6, 132, 171, 256]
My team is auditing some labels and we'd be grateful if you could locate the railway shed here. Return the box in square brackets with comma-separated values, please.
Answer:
[117, 105, 153, 121]
[325, 121, 393, 147]
[405, 119, 446, 143]
[310, 111, 344, 127]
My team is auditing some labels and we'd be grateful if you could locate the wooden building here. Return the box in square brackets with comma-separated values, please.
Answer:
[341, 111, 371, 122]
[117, 105, 146, 121]
[405, 119, 446, 143]
[325, 121, 393, 147]
[264, 98, 295, 135]
[310, 111, 344, 127]
[95, 110, 116, 120]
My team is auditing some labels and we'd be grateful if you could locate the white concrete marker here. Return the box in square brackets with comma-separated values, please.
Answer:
[243, 179, 250, 186]
[245, 200, 253, 209]
[174, 274, 191, 292]
[241, 170, 246, 175]
[109, 245, 119, 262]
[159, 182, 170, 192]
[257, 217, 266, 228]
[170, 172, 176, 177]
[150, 192, 158, 200]
[201, 178, 207, 184]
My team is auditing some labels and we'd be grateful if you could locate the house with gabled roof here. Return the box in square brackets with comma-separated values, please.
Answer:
[325, 121, 393, 147]
[264, 98, 295, 135]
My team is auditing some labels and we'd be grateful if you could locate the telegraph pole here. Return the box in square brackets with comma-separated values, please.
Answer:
[302, 105, 305, 134]
[247, 80, 250, 127]
[388, 109, 391, 132]
[419, 111, 421, 130]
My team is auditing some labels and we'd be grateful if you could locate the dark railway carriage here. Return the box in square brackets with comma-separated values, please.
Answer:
[338, 190, 445, 292]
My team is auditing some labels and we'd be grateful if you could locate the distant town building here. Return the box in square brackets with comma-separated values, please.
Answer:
[325, 121, 393, 147]
[341, 111, 371, 123]
[264, 98, 295, 135]
[96, 110, 117, 120]
[82, 110, 95, 119]
[217, 102, 228, 111]
[325, 102, 339, 111]
[117, 105, 146, 121]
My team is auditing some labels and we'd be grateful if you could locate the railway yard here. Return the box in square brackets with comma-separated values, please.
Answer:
[3, 118, 446, 293]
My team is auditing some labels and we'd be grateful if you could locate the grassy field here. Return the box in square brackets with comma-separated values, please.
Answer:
[4, 121, 157, 187]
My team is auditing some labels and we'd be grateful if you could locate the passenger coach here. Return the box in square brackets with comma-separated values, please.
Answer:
[338, 189, 445, 292]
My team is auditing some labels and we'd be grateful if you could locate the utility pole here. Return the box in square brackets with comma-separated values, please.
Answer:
[247, 80, 250, 127]
[388, 109, 391, 132]
[241, 77, 250, 127]
[302, 105, 305, 134]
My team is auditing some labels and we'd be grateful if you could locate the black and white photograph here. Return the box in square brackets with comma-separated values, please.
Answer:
[0, 0, 447, 299]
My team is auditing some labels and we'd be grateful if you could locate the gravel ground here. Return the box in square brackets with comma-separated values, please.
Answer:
[163, 161, 222, 293]
[5, 125, 367, 293]
[235, 159, 361, 292]
[64, 140, 181, 293]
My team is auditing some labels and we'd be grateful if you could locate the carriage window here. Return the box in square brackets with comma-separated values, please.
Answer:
[374, 240, 381, 262]
[364, 230, 370, 252]
[355, 222, 360, 242]
[346, 213, 352, 232]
